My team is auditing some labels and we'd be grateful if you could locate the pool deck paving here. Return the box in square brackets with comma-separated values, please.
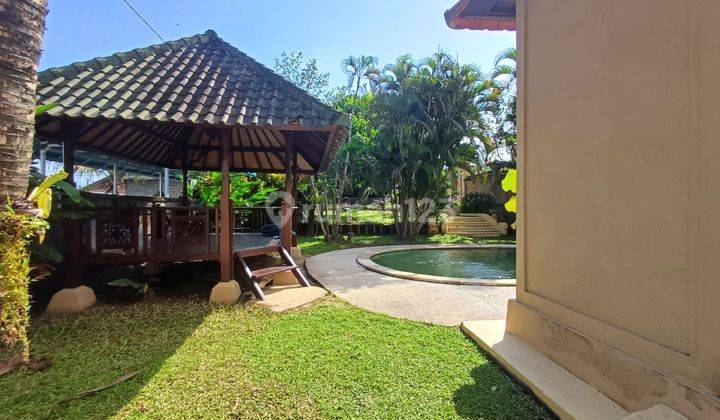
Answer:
[305, 245, 515, 326]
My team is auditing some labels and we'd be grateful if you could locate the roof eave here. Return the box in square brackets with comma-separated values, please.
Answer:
[444, 0, 516, 31]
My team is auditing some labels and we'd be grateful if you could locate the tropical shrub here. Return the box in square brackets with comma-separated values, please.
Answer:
[187, 172, 282, 207]
[1, 171, 79, 370]
[461, 192, 499, 214]
[0, 205, 47, 369]
[367, 53, 487, 239]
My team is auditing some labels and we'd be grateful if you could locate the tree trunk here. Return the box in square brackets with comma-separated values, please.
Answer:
[0, 0, 48, 201]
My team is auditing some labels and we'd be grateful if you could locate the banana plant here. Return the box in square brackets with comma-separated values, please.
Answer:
[27, 171, 67, 221]
[26, 170, 89, 264]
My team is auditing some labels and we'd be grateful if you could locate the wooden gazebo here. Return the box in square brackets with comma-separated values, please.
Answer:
[35, 30, 349, 309]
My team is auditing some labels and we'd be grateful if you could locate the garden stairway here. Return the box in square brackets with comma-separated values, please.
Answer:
[444, 214, 508, 237]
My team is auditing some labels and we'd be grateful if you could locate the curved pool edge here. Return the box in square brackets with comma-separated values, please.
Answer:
[355, 244, 516, 287]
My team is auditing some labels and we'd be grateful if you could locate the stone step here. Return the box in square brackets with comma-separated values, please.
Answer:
[447, 230, 502, 237]
[447, 225, 497, 230]
[447, 230, 499, 234]
[447, 222, 493, 227]
[446, 214, 504, 237]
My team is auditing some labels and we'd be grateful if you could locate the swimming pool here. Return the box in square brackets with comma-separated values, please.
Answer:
[356, 245, 516, 286]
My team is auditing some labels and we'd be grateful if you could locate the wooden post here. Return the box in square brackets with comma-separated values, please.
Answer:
[291, 149, 299, 246]
[62, 140, 81, 287]
[219, 129, 234, 282]
[281, 137, 294, 250]
[63, 140, 75, 184]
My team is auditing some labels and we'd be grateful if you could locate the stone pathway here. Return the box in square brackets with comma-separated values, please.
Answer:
[305, 246, 515, 326]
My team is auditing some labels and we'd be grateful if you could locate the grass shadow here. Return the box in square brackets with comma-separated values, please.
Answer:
[453, 340, 554, 419]
[0, 297, 211, 419]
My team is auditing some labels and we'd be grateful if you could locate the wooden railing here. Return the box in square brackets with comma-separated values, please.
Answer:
[233, 206, 280, 233]
[73, 205, 281, 263]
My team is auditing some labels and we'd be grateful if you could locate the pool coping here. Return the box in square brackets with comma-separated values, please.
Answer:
[355, 244, 517, 287]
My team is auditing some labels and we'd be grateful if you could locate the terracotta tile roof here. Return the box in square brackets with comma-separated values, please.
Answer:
[445, 0, 516, 31]
[37, 30, 348, 128]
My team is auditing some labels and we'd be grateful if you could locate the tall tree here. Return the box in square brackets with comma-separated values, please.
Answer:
[306, 56, 380, 242]
[0, 0, 49, 373]
[492, 47, 517, 161]
[0, 0, 48, 201]
[341, 55, 379, 141]
[273, 51, 331, 101]
[370, 53, 486, 239]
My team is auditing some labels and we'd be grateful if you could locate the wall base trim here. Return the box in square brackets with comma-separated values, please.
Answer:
[505, 300, 720, 419]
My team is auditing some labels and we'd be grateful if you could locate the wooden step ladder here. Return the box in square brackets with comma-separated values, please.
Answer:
[234, 245, 310, 300]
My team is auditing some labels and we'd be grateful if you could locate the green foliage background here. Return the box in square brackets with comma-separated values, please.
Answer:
[187, 172, 284, 207]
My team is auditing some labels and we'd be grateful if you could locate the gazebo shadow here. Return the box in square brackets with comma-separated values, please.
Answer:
[10, 298, 211, 418]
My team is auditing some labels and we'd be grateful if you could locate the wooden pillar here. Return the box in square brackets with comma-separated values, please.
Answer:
[281, 137, 294, 250]
[62, 140, 81, 287]
[63, 140, 75, 184]
[219, 129, 234, 282]
[291, 149, 299, 246]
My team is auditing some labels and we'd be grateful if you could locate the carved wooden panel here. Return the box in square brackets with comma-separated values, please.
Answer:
[97, 217, 138, 252]
[172, 216, 207, 246]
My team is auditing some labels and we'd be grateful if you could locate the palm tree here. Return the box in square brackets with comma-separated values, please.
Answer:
[491, 47, 518, 161]
[492, 47, 517, 89]
[380, 54, 416, 92]
[311, 55, 380, 241]
[0, 0, 49, 202]
[0, 0, 49, 373]
[370, 54, 488, 239]
[341, 55, 380, 140]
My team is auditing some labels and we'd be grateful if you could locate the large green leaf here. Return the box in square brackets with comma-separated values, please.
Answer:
[501, 169, 517, 193]
[504, 195, 517, 213]
[35, 103, 58, 116]
[28, 171, 68, 201]
[108, 278, 148, 293]
[31, 242, 63, 262]
[54, 180, 82, 203]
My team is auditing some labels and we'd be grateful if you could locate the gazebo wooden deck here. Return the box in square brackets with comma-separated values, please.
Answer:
[35, 30, 349, 310]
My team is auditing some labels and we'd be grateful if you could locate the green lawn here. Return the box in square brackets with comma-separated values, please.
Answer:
[1, 297, 548, 419]
[298, 234, 516, 256]
[322, 209, 395, 225]
[348, 209, 394, 224]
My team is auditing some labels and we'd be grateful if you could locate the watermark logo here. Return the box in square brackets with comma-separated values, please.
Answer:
[263, 195, 454, 225]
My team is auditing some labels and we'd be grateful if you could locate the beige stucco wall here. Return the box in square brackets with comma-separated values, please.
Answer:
[509, 0, 720, 417]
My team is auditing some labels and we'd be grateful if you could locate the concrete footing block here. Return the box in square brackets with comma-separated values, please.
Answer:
[290, 246, 302, 258]
[46, 286, 97, 314]
[209, 280, 241, 304]
[271, 270, 298, 286]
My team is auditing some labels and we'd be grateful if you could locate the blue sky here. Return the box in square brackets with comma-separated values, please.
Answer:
[40, 0, 516, 88]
